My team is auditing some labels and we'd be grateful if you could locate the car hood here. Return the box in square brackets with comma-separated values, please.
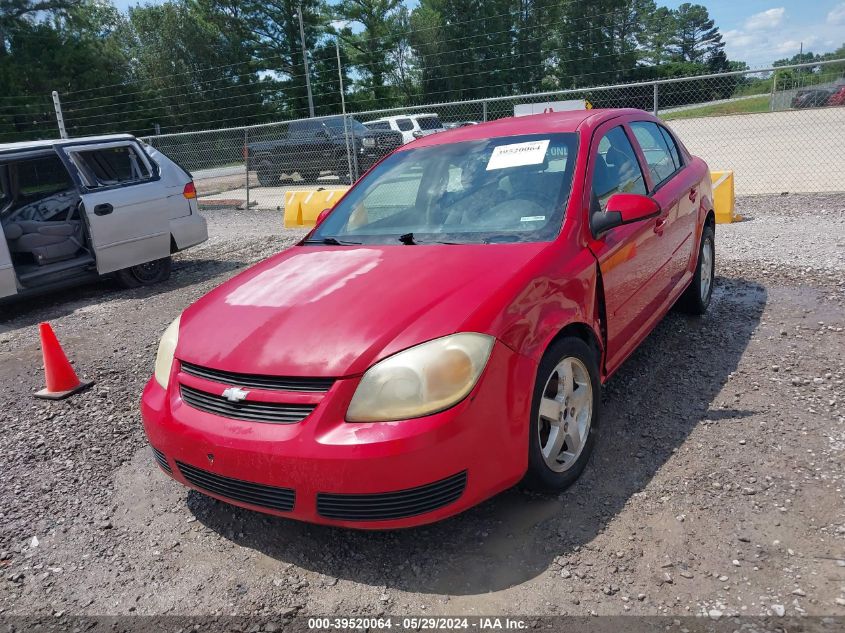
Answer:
[177, 243, 546, 377]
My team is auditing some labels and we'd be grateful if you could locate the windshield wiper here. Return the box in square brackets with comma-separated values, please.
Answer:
[398, 232, 417, 245]
[304, 236, 362, 245]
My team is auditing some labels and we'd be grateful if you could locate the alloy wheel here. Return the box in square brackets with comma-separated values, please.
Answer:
[537, 356, 593, 473]
[700, 235, 714, 301]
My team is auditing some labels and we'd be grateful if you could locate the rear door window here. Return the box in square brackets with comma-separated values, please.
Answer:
[396, 118, 414, 132]
[70, 144, 152, 189]
[630, 121, 678, 187]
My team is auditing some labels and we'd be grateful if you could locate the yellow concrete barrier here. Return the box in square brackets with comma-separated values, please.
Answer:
[710, 170, 741, 223]
[284, 187, 350, 228]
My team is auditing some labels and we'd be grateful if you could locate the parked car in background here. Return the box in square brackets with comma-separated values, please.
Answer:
[246, 116, 403, 186]
[143, 108, 716, 529]
[791, 88, 834, 108]
[1, 134, 207, 302]
[365, 113, 446, 144]
[443, 121, 480, 129]
[827, 85, 845, 107]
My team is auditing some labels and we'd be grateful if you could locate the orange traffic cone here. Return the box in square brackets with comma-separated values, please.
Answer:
[34, 323, 94, 400]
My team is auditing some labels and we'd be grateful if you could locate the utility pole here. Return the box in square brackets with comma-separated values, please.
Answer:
[297, 4, 315, 118]
[797, 42, 803, 88]
[336, 37, 354, 184]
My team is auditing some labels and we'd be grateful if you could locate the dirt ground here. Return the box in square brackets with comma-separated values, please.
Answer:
[0, 193, 843, 620]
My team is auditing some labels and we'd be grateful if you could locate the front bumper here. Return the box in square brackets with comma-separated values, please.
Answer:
[141, 340, 534, 529]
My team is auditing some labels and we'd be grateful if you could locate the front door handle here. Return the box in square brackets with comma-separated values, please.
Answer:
[654, 217, 667, 235]
[93, 203, 113, 216]
[689, 188, 698, 202]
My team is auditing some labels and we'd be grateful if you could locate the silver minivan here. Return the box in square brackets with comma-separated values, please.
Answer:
[0, 134, 207, 301]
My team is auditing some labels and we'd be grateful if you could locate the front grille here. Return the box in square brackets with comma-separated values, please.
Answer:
[151, 446, 171, 474]
[180, 361, 334, 393]
[317, 471, 467, 521]
[177, 461, 295, 512]
[377, 134, 401, 149]
[180, 385, 315, 424]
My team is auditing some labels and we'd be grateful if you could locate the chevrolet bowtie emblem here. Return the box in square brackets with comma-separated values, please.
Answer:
[221, 387, 249, 402]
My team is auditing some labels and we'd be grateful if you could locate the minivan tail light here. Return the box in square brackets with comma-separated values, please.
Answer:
[183, 182, 197, 199]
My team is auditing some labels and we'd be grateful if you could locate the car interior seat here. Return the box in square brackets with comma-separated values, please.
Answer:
[4, 219, 85, 266]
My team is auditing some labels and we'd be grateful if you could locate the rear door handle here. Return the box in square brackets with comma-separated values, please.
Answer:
[689, 188, 698, 202]
[93, 203, 113, 216]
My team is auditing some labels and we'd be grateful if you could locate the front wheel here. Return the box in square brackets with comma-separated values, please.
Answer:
[523, 337, 601, 492]
[677, 223, 715, 314]
[115, 256, 172, 289]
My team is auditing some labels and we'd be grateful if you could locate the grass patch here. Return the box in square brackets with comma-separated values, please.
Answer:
[661, 95, 771, 121]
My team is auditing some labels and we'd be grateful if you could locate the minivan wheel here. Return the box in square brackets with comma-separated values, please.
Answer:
[677, 223, 715, 314]
[115, 256, 172, 289]
[523, 337, 600, 492]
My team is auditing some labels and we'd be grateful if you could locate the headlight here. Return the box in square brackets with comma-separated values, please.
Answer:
[346, 333, 494, 422]
[154, 315, 181, 389]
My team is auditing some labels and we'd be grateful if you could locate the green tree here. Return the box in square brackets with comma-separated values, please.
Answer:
[335, 0, 403, 107]
[668, 3, 723, 64]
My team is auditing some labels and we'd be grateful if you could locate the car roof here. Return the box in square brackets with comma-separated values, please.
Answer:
[372, 112, 438, 122]
[398, 108, 646, 150]
[0, 133, 136, 154]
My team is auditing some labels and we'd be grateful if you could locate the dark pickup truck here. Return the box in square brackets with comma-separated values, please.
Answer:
[246, 116, 403, 185]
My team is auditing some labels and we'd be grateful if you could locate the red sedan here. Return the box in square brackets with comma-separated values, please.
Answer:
[142, 108, 715, 529]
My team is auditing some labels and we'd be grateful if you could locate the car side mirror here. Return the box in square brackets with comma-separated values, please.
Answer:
[591, 193, 661, 236]
[315, 208, 332, 227]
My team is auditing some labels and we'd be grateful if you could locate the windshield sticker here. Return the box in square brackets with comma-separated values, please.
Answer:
[520, 215, 546, 222]
[486, 139, 550, 171]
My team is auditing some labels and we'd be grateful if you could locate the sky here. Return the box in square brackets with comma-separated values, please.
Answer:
[111, 0, 845, 68]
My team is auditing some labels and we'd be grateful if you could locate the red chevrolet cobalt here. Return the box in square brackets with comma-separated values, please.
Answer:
[142, 109, 715, 528]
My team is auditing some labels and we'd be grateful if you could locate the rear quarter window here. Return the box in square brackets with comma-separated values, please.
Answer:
[417, 116, 443, 130]
[71, 145, 152, 188]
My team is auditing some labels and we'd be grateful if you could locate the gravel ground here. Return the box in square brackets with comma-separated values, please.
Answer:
[0, 193, 843, 620]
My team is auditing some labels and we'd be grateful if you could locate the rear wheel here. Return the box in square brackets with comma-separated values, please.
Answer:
[115, 256, 172, 289]
[523, 337, 600, 492]
[256, 162, 279, 187]
[677, 223, 715, 314]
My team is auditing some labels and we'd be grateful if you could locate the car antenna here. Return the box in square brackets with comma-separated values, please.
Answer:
[398, 232, 417, 245]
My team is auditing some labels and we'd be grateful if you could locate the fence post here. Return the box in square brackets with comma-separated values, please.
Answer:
[244, 128, 250, 210]
[51, 91, 68, 139]
[652, 83, 659, 116]
[482, 101, 488, 122]
[770, 70, 777, 112]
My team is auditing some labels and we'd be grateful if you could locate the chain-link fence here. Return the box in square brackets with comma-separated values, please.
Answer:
[140, 59, 845, 210]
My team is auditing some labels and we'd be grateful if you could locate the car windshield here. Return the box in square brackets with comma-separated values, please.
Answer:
[310, 133, 578, 245]
[325, 117, 368, 134]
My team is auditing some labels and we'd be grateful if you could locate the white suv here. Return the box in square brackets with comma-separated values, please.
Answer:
[364, 114, 446, 144]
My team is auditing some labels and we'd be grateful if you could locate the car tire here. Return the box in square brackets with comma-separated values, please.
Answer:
[523, 337, 601, 492]
[256, 162, 279, 187]
[677, 222, 715, 315]
[334, 157, 352, 183]
[115, 257, 172, 289]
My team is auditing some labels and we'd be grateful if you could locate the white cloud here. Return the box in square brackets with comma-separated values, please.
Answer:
[828, 3, 845, 26]
[745, 8, 786, 31]
[722, 6, 841, 66]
